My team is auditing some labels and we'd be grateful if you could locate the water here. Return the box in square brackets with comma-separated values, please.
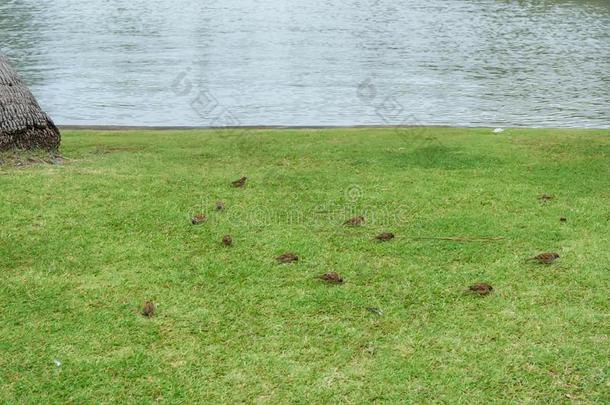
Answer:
[1, 0, 609, 128]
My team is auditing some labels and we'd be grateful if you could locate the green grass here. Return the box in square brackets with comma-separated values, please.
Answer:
[1, 127, 609, 403]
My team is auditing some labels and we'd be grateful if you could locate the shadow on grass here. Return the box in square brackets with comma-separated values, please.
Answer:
[0, 148, 63, 168]
[387, 144, 503, 170]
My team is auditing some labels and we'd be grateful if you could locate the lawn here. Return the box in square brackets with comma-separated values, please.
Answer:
[1, 127, 609, 403]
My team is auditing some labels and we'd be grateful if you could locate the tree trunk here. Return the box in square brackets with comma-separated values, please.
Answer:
[0, 54, 60, 151]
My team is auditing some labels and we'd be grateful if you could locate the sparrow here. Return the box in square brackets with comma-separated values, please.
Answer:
[222, 235, 233, 246]
[366, 307, 383, 316]
[375, 232, 394, 241]
[276, 252, 298, 264]
[344, 216, 364, 226]
[468, 283, 493, 295]
[215, 201, 225, 211]
[232, 177, 247, 188]
[528, 252, 560, 264]
[317, 272, 343, 284]
[142, 301, 155, 317]
[191, 214, 206, 225]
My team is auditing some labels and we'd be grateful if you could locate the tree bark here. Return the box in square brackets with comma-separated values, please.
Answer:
[0, 53, 60, 151]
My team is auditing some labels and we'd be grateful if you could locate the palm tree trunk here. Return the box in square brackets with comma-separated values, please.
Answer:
[0, 53, 60, 151]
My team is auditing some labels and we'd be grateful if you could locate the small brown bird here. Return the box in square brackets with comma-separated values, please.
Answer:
[276, 252, 298, 264]
[528, 252, 560, 264]
[216, 201, 225, 211]
[232, 177, 247, 188]
[191, 214, 206, 225]
[366, 307, 383, 316]
[142, 301, 155, 317]
[560, 217, 567, 223]
[344, 216, 364, 226]
[317, 272, 343, 284]
[222, 235, 233, 246]
[375, 232, 394, 242]
[468, 283, 493, 295]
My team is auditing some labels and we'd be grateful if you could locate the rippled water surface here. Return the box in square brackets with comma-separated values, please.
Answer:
[1, 0, 609, 127]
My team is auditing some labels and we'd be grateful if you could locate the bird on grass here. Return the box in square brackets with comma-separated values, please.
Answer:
[560, 217, 567, 223]
[468, 283, 493, 296]
[344, 216, 364, 226]
[375, 232, 394, 241]
[216, 201, 225, 211]
[142, 301, 155, 317]
[317, 272, 343, 284]
[222, 235, 233, 246]
[276, 252, 298, 264]
[366, 307, 383, 316]
[527, 252, 560, 264]
[232, 177, 247, 188]
[191, 214, 206, 225]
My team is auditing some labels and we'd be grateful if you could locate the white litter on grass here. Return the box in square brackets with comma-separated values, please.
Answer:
[53, 358, 61, 367]
[493, 128, 504, 133]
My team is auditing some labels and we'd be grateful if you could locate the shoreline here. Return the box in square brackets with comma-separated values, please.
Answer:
[58, 124, 610, 131]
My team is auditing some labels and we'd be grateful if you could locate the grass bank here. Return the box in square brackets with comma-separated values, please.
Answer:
[1, 128, 609, 403]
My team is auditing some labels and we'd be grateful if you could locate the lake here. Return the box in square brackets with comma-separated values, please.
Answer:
[1, 0, 609, 127]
